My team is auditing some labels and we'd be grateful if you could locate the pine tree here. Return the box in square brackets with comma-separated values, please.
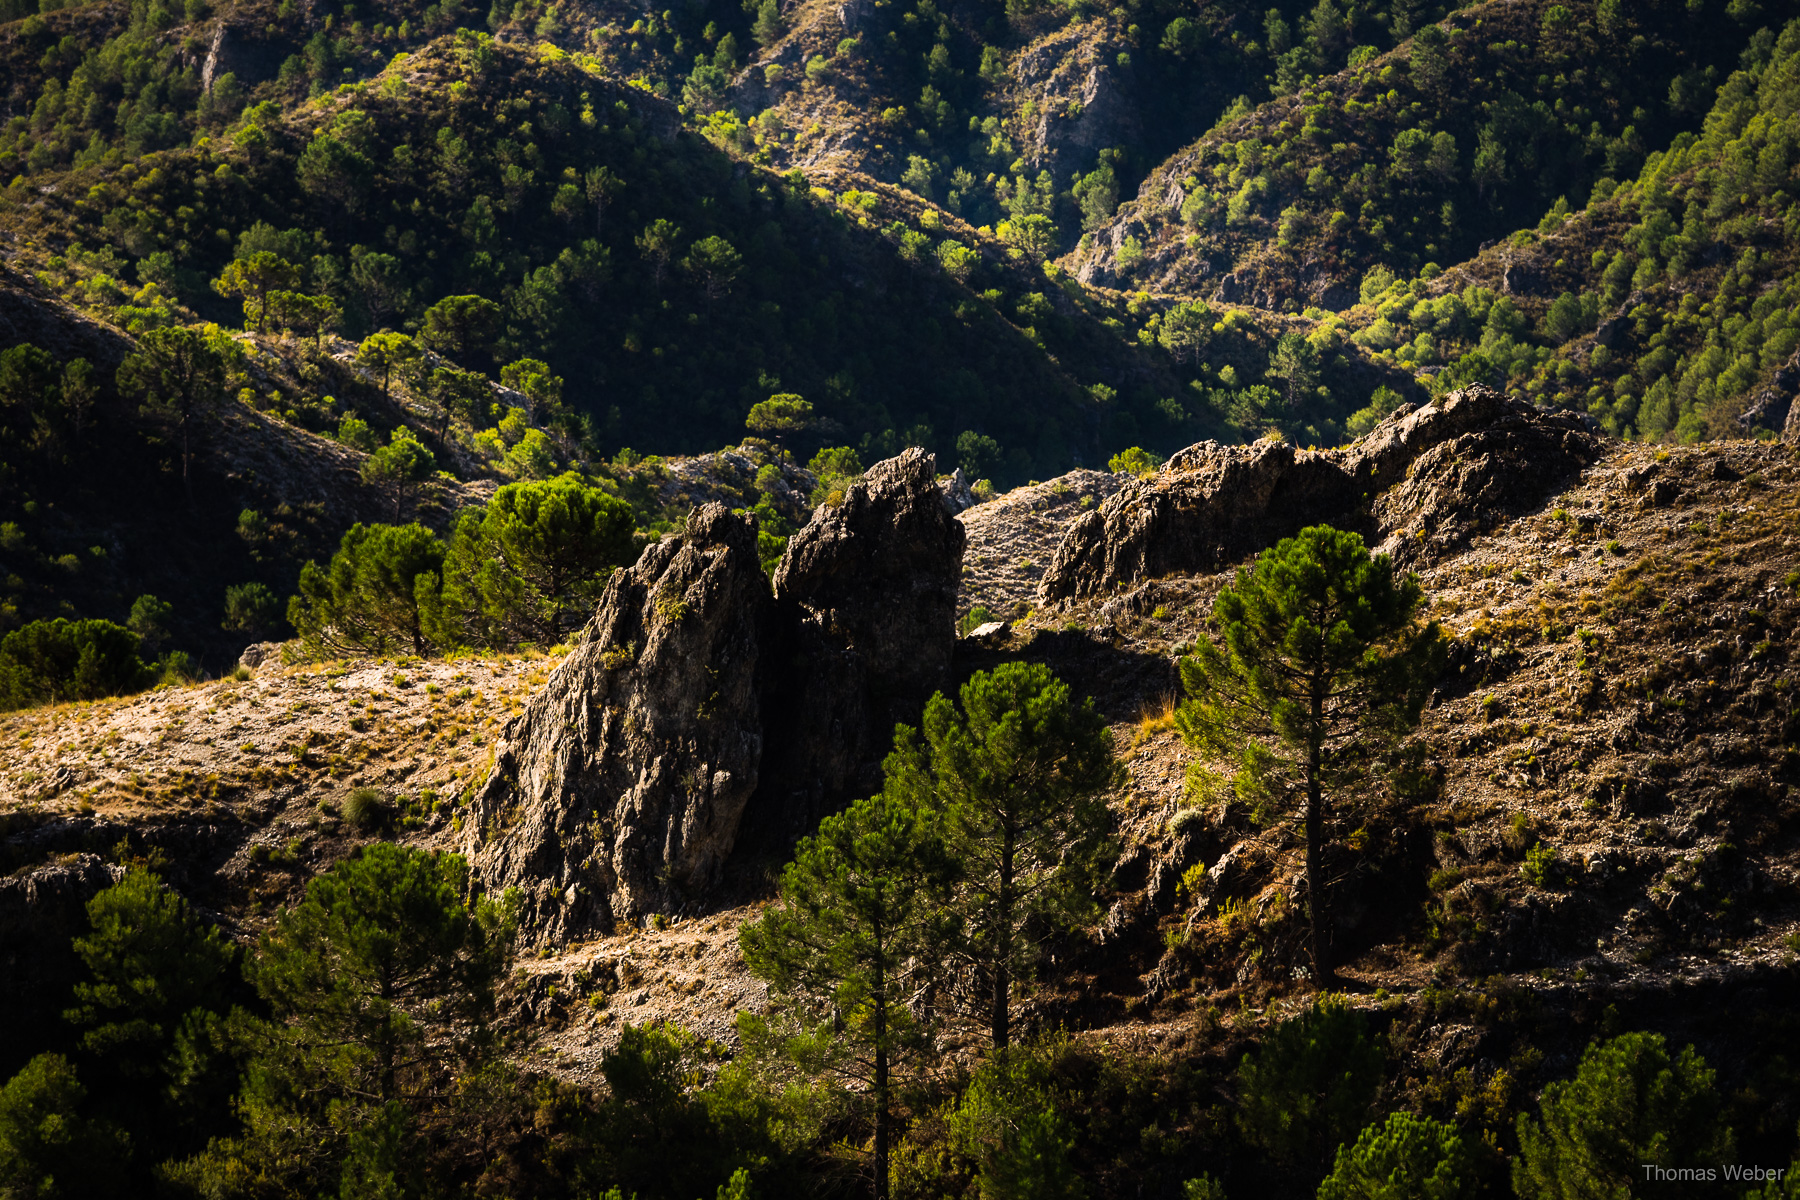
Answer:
[360, 427, 437, 521]
[288, 522, 447, 656]
[355, 332, 424, 401]
[893, 662, 1116, 1050]
[1514, 1033, 1734, 1199]
[1177, 526, 1442, 984]
[740, 787, 951, 1200]
[433, 475, 636, 648]
[211, 252, 299, 332]
[117, 327, 233, 506]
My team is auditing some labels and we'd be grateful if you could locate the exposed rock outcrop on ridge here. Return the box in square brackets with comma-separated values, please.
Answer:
[466, 451, 964, 942]
[762, 447, 967, 820]
[1037, 386, 1602, 603]
[464, 504, 769, 943]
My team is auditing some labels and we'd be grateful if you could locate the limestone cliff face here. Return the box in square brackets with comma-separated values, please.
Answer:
[1037, 386, 1601, 603]
[464, 504, 768, 941]
[467, 451, 964, 943]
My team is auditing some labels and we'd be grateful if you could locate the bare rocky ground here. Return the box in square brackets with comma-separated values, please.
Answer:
[989, 437, 1800, 1030]
[4, 436, 1799, 1094]
[0, 654, 554, 901]
[955, 468, 1127, 621]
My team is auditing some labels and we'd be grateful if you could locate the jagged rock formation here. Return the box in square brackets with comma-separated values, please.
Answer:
[1037, 386, 1602, 603]
[762, 447, 967, 819]
[464, 504, 769, 942]
[467, 450, 964, 941]
[1366, 400, 1606, 567]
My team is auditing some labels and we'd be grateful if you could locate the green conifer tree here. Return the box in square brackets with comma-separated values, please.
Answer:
[1177, 526, 1442, 984]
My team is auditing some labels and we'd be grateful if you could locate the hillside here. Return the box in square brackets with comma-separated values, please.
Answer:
[3, 405, 1799, 1195]
[8, 0, 1800, 1193]
[1068, 0, 1794, 303]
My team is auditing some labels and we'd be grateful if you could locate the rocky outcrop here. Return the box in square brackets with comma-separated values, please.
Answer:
[467, 451, 964, 942]
[762, 447, 967, 818]
[0, 854, 124, 1070]
[1366, 401, 1605, 567]
[1038, 387, 1602, 602]
[464, 504, 769, 941]
[1011, 25, 1139, 177]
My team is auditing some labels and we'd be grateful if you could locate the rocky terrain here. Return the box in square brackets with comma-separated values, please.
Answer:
[463, 447, 966, 944]
[0, 650, 553, 1056]
[1039, 386, 1603, 602]
[956, 467, 1125, 620]
[3, 397, 1800, 1120]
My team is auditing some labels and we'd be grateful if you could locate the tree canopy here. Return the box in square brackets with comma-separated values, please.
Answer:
[433, 473, 636, 648]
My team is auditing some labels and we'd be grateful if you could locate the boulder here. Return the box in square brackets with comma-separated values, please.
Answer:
[238, 642, 283, 672]
[1038, 387, 1602, 602]
[940, 466, 978, 514]
[464, 503, 769, 940]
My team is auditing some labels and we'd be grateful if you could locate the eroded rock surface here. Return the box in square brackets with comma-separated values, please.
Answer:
[763, 447, 967, 818]
[1038, 386, 1601, 602]
[465, 504, 768, 941]
[1367, 400, 1603, 567]
[468, 451, 964, 942]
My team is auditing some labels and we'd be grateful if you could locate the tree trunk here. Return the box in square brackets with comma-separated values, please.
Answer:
[1305, 771, 1331, 986]
[992, 825, 1014, 1050]
[1306, 680, 1332, 987]
[180, 410, 195, 508]
[874, 1001, 889, 1200]
[379, 972, 397, 1103]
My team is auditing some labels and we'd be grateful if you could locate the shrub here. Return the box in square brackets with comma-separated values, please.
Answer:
[957, 605, 998, 636]
[1514, 1032, 1734, 1199]
[0, 619, 151, 711]
[337, 414, 381, 451]
[949, 1040, 1083, 1200]
[342, 788, 392, 833]
[1107, 446, 1163, 477]
[1520, 842, 1560, 888]
[1236, 994, 1384, 1170]
[1318, 1111, 1477, 1200]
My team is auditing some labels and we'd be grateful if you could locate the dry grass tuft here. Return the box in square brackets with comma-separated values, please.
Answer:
[1131, 693, 1180, 749]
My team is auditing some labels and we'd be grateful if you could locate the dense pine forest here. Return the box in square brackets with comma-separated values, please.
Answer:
[4, 0, 1800, 1197]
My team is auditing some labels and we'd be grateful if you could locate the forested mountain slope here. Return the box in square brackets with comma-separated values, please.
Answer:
[1069, 0, 1793, 306]
[1334, 18, 1800, 444]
